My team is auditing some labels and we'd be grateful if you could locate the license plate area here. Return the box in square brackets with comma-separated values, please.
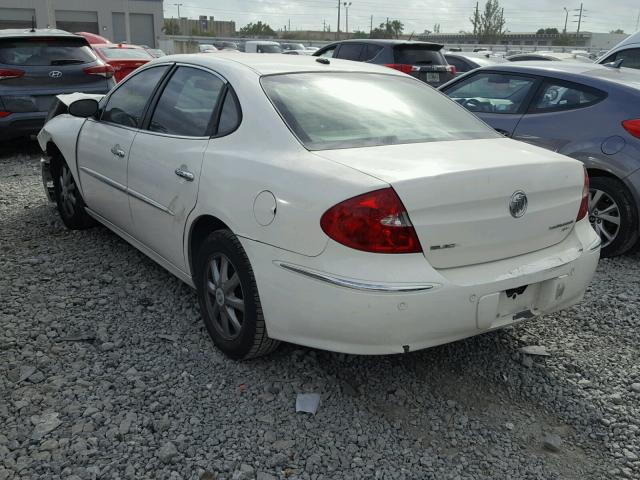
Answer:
[426, 72, 440, 83]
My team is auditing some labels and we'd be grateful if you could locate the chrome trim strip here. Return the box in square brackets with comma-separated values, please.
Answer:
[79, 166, 127, 193]
[127, 188, 175, 216]
[79, 166, 174, 216]
[275, 262, 438, 293]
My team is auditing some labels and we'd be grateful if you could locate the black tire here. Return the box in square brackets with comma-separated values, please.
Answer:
[52, 159, 96, 230]
[589, 176, 638, 258]
[194, 230, 279, 360]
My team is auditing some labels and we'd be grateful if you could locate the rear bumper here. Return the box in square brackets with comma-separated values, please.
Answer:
[0, 111, 47, 140]
[241, 220, 600, 355]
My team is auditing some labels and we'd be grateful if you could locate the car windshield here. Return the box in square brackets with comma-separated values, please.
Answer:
[285, 43, 305, 50]
[97, 47, 154, 60]
[262, 72, 498, 151]
[0, 37, 97, 66]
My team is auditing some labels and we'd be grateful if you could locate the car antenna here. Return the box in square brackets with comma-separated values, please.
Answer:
[30, 16, 36, 33]
[316, 57, 330, 65]
[408, 31, 415, 41]
[603, 58, 624, 69]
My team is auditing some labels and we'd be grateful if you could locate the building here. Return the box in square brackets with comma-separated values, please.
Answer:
[171, 16, 236, 37]
[0, 0, 164, 47]
[418, 31, 629, 52]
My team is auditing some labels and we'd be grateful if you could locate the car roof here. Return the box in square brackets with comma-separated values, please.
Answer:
[245, 41, 280, 45]
[149, 52, 406, 77]
[323, 39, 444, 49]
[0, 28, 81, 39]
[467, 61, 640, 91]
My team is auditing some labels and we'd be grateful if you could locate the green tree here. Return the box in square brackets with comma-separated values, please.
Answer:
[390, 20, 404, 38]
[471, 0, 506, 43]
[239, 21, 276, 36]
[610, 29, 625, 34]
[370, 19, 404, 39]
[162, 19, 181, 35]
[537, 27, 559, 34]
[554, 34, 575, 46]
[351, 30, 369, 39]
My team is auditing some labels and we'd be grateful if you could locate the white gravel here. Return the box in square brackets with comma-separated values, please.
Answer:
[1, 143, 639, 480]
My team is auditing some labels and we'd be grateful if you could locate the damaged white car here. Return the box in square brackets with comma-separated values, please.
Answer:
[39, 54, 600, 359]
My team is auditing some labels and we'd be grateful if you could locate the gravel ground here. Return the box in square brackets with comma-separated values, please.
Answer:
[1, 141, 639, 480]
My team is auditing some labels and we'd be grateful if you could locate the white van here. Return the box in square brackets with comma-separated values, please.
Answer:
[244, 41, 282, 54]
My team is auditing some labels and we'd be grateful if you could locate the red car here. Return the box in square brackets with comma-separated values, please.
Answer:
[91, 43, 154, 83]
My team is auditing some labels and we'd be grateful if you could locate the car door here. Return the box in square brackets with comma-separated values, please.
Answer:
[126, 65, 226, 271]
[77, 65, 169, 230]
[512, 78, 608, 152]
[442, 71, 539, 137]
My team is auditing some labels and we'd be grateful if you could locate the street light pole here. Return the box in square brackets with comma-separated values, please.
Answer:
[174, 3, 183, 19]
[563, 7, 569, 34]
[343, 2, 352, 35]
[336, 0, 341, 40]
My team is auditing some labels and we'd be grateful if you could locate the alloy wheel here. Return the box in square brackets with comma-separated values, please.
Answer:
[588, 188, 621, 249]
[59, 165, 77, 218]
[204, 253, 245, 341]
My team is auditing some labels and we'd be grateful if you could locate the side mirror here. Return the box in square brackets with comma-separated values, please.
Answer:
[68, 98, 99, 118]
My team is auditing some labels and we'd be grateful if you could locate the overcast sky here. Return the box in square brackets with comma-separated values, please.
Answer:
[164, 1, 640, 34]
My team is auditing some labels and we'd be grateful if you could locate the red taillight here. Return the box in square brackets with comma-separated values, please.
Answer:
[576, 168, 590, 221]
[446, 64, 457, 75]
[320, 188, 422, 253]
[622, 119, 640, 139]
[0, 68, 25, 80]
[384, 64, 414, 74]
[0, 111, 11, 118]
[83, 65, 115, 79]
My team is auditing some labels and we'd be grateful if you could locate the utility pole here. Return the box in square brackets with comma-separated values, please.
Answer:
[563, 7, 569, 34]
[473, 1, 479, 35]
[370, 15, 373, 35]
[336, 0, 341, 40]
[288, 19, 291, 31]
[636, 9, 640, 32]
[574, 3, 583, 43]
[343, 2, 352, 35]
[323, 19, 326, 32]
[174, 3, 183, 19]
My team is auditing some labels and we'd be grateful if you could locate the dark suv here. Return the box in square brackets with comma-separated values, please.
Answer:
[313, 39, 455, 87]
[0, 29, 115, 141]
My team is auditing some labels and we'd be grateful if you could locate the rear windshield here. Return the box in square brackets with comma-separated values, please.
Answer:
[0, 37, 96, 66]
[261, 72, 498, 151]
[394, 45, 445, 65]
[97, 47, 153, 60]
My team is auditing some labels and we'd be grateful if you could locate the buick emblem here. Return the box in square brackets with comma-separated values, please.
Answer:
[48, 71, 63, 78]
[509, 191, 528, 218]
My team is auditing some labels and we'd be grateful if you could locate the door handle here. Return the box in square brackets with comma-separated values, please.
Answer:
[175, 168, 195, 182]
[110, 145, 126, 158]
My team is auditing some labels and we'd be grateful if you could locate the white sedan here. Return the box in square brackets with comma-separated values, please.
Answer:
[38, 54, 600, 359]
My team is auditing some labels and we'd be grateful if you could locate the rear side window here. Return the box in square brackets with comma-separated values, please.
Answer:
[336, 44, 364, 61]
[96, 47, 153, 60]
[394, 45, 445, 65]
[262, 72, 497, 151]
[444, 72, 537, 114]
[216, 89, 241, 136]
[102, 66, 168, 128]
[532, 81, 606, 112]
[149, 67, 224, 137]
[0, 37, 97, 66]
[362, 44, 383, 62]
[446, 56, 471, 73]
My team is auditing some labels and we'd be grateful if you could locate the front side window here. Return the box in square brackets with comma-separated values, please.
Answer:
[532, 81, 605, 112]
[257, 44, 282, 54]
[607, 48, 640, 69]
[444, 72, 537, 114]
[149, 67, 224, 136]
[101, 66, 168, 128]
[262, 72, 498, 151]
[317, 46, 337, 58]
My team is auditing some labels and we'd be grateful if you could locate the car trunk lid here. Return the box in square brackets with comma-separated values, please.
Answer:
[392, 44, 454, 86]
[314, 138, 585, 269]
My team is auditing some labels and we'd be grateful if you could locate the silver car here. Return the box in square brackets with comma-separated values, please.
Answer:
[440, 62, 640, 257]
